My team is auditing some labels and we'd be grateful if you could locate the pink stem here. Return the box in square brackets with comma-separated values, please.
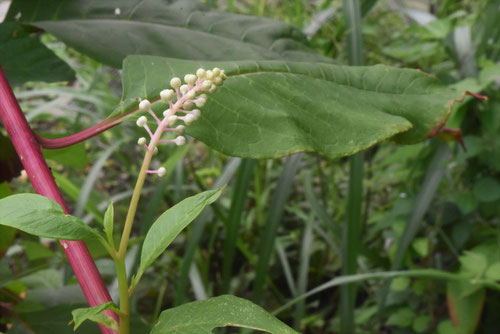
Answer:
[0, 67, 117, 334]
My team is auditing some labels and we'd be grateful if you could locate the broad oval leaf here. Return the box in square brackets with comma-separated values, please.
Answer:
[150, 295, 298, 334]
[0, 194, 102, 241]
[7, 0, 328, 67]
[115, 56, 463, 159]
[137, 187, 223, 282]
[0, 22, 74, 85]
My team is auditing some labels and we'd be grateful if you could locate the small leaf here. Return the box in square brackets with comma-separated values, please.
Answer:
[103, 202, 115, 249]
[459, 251, 488, 278]
[390, 277, 410, 292]
[485, 262, 500, 281]
[150, 295, 298, 334]
[0, 194, 102, 241]
[412, 238, 429, 258]
[137, 187, 224, 281]
[386, 307, 415, 327]
[412, 315, 431, 333]
[70, 302, 119, 331]
[473, 177, 500, 202]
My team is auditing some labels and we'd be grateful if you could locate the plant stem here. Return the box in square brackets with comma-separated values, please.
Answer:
[0, 67, 117, 334]
[115, 257, 130, 334]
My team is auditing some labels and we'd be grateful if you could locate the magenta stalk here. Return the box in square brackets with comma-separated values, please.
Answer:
[0, 67, 117, 334]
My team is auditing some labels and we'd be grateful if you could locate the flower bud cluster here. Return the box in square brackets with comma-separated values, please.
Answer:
[136, 67, 227, 177]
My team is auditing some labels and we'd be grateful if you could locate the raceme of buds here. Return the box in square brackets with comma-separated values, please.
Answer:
[136, 67, 227, 177]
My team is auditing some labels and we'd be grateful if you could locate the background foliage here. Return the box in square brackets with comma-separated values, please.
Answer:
[1, 0, 500, 333]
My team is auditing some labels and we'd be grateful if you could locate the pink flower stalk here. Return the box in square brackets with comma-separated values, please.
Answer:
[0, 67, 117, 334]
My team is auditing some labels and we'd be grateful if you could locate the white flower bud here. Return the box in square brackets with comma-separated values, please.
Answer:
[163, 109, 172, 117]
[153, 147, 159, 155]
[206, 70, 214, 80]
[195, 98, 206, 108]
[160, 89, 175, 102]
[139, 99, 151, 112]
[175, 125, 185, 134]
[196, 68, 206, 79]
[186, 90, 196, 100]
[174, 136, 186, 146]
[184, 74, 197, 85]
[212, 68, 221, 77]
[184, 113, 195, 125]
[191, 109, 201, 120]
[214, 77, 222, 86]
[184, 102, 194, 110]
[167, 115, 177, 125]
[201, 80, 212, 91]
[136, 116, 148, 127]
[170, 77, 181, 89]
[157, 167, 166, 177]
[209, 84, 216, 93]
[220, 71, 227, 80]
[137, 137, 147, 145]
[180, 84, 188, 94]
[199, 94, 207, 100]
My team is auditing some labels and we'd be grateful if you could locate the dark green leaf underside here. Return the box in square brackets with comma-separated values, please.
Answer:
[117, 56, 462, 159]
[0, 22, 74, 85]
[7, 0, 328, 67]
[151, 295, 298, 334]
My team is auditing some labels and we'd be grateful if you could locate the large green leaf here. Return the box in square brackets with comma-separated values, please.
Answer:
[70, 302, 119, 331]
[115, 56, 462, 159]
[0, 194, 102, 241]
[6, 0, 328, 68]
[150, 295, 298, 334]
[135, 187, 223, 285]
[0, 22, 74, 85]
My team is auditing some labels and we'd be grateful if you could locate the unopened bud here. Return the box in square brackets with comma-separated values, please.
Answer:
[137, 137, 147, 145]
[157, 167, 166, 177]
[175, 125, 185, 134]
[160, 89, 175, 102]
[136, 116, 148, 127]
[170, 77, 182, 89]
[174, 136, 186, 146]
[167, 115, 177, 125]
[184, 74, 197, 85]
[184, 113, 195, 125]
[139, 99, 151, 112]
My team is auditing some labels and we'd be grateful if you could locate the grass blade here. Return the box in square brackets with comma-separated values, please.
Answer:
[253, 153, 304, 303]
[222, 158, 255, 293]
[341, 0, 365, 331]
[293, 218, 314, 330]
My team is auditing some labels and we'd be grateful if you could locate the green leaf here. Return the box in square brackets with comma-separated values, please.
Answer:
[136, 187, 224, 283]
[70, 302, 119, 331]
[446, 281, 485, 334]
[390, 277, 410, 291]
[7, 0, 327, 68]
[412, 238, 429, 258]
[473, 177, 500, 202]
[386, 307, 415, 327]
[103, 202, 115, 249]
[459, 251, 488, 278]
[412, 315, 431, 333]
[116, 56, 462, 160]
[0, 194, 102, 241]
[150, 295, 298, 334]
[0, 22, 74, 85]
[485, 262, 500, 281]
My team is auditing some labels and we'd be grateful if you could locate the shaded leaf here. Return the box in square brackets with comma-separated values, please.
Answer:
[0, 132, 23, 182]
[116, 56, 462, 160]
[136, 187, 223, 283]
[0, 22, 74, 85]
[7, 0, 328, 68]
[150, 295, 298, 334]
[0, 194, 102, 241]
[70, 302, 119, 331]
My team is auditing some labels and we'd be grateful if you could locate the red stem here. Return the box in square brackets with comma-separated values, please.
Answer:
[0, 67, 117, 334]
